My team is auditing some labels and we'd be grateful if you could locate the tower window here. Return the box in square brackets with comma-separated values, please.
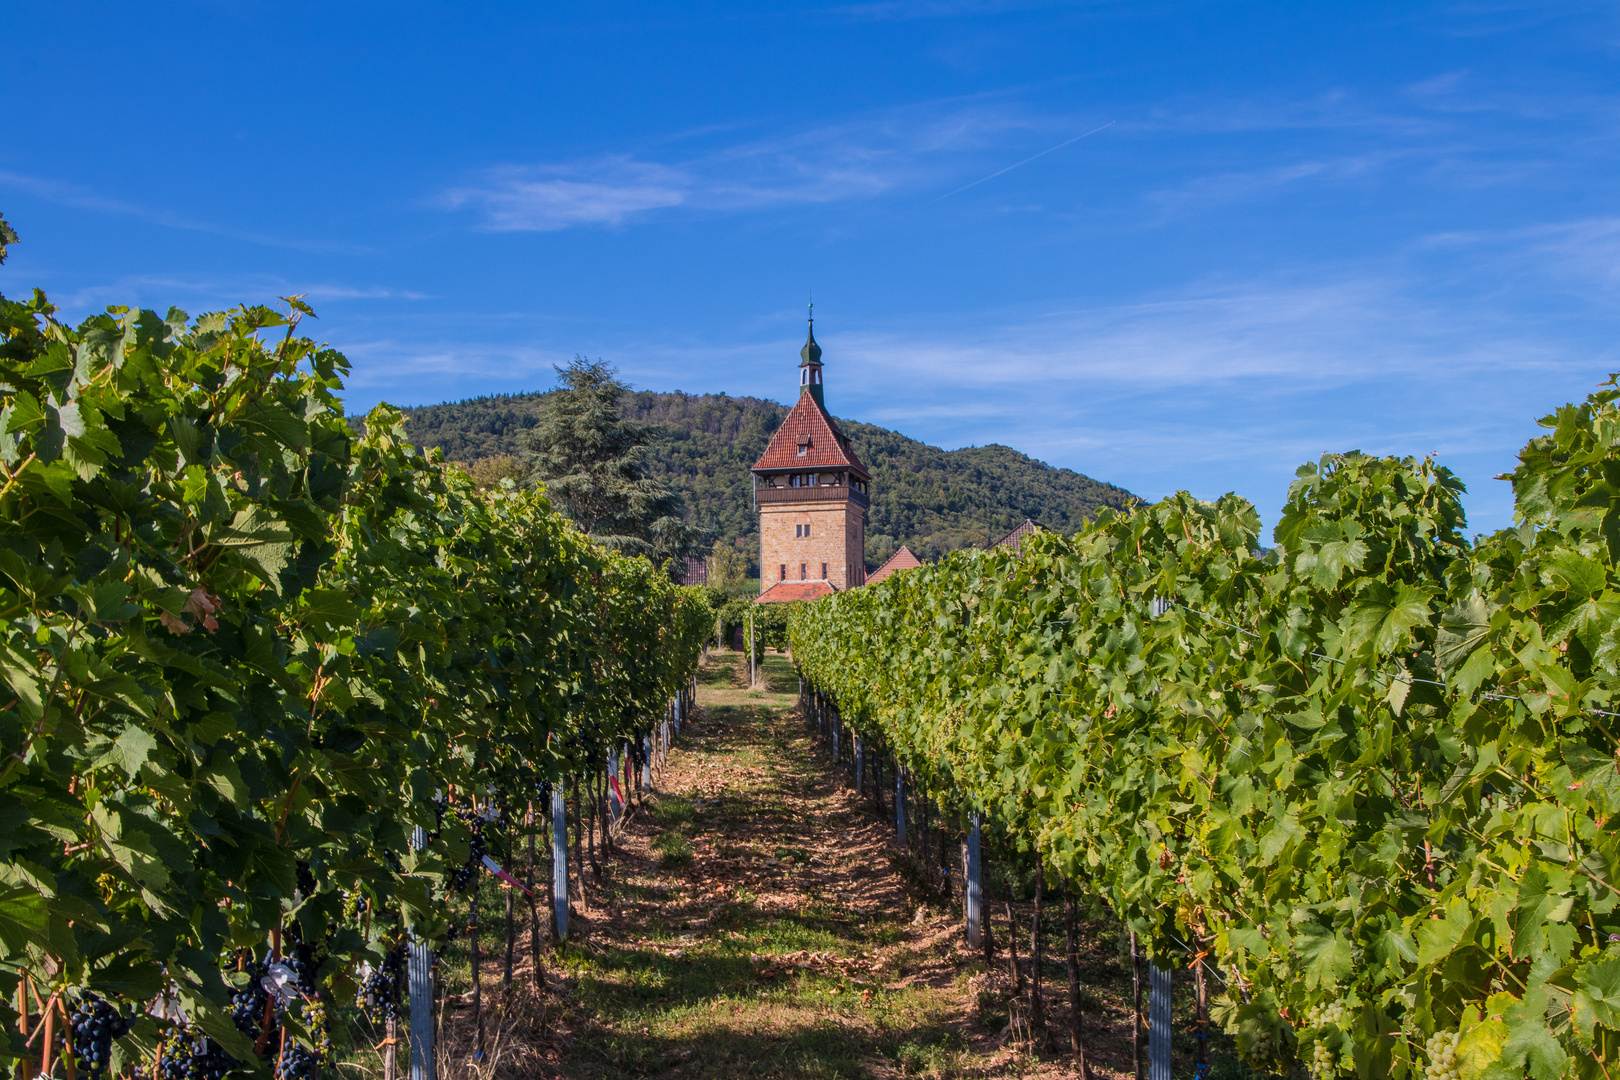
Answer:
[821, 562, 827, 579]
[800, 564, 807, 580]
[779, 564, 786, 581]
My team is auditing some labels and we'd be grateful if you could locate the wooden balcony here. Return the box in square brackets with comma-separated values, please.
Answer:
[755, 483, 870, 510]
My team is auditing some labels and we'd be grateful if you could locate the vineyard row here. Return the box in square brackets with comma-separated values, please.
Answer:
[0, 293, 711, 1080]
[789, 376, 1620, 1080]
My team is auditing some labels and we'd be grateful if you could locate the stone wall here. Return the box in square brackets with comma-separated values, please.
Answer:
[759, 495, 866, 591]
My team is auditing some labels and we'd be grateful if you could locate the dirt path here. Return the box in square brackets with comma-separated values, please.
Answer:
[522, 649, 1167, 1080]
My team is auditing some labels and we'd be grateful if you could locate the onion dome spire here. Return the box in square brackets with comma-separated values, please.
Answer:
[799, 299, 824, 407]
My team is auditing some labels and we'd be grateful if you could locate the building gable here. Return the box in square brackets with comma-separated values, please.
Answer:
[751, 391, 870, 477]
[867, 544, 923, 585]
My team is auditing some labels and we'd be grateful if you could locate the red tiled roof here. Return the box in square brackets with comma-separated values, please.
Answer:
[866, 545, 923, 585]
[993, 519, 1044, 551]
[751, 390, 869, 477]
[755, 580, 837, 603]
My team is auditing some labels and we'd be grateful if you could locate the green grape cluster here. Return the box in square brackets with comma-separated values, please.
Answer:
[1311, 1041, 1338, 1080]
[1305, 1001, 1348, 1030]
[1246, 1028, 1276, 1066]
[1423, 1030, 1461, 1080]
[300, 997, 333, 1065]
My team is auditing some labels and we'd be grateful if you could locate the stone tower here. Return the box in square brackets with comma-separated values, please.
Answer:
[751, 313, 870, 601]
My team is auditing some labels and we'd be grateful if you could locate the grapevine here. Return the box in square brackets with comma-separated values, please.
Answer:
[0, 260, 713, 1080]
[791, 376, 1620, 1077]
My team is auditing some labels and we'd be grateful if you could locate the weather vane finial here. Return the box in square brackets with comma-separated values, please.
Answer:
[808, 291, 813, 326]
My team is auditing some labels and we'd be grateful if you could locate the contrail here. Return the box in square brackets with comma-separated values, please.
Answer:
[934, 120, 1116, 201]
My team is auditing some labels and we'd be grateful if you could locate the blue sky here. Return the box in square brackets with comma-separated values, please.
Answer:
[3, 2, 1618, 536]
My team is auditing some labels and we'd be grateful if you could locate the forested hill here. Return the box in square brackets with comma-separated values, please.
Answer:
[400, 390, 1139, 567]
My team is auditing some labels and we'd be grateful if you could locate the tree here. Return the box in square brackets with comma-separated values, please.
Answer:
[0, 212, 18, 264]
[522, 356, 706, 573]
[706, 542, 749, 591]
[461, 453, 526, 490]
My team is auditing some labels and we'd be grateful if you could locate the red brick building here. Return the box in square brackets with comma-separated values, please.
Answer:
[752, 313, 871, 603]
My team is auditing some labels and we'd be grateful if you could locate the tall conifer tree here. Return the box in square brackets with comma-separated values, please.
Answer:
[523, 356, 705, 574]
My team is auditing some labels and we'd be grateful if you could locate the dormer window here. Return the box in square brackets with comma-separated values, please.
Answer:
[797, 434, 811, 457]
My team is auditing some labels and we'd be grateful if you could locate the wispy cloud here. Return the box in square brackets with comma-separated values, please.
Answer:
[1144, 152, 1406, 218]
[441, 99, 1065, 231]
[837, 275, 1577, 395]
[0, 170, 369, 255]
[443, 158, 690, 231]
[1417, 217, 1620, 302]
[439, 69, 1620, 235]
[38, 273, 427, 318]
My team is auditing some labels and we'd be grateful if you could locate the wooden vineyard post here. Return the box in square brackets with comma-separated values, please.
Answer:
[469, 890, 483, 1062]
[1148, 962, 1172, 1080]
[895, 765, 906, 846]
[853, 733, 863, 794]
[1064, 882, 1090, 1076]
[1131, 931, 1144, 1080]
[408, 825, 436, 1080]
[1030, 860, 1046, 1038]
[573, 783, 588, 906]
[551, 785, 569, 941]
[503, 841, 517, 992]
[1003, 876, 1023, 993]
[1196, 953, 1209, 1079]
[16, 979, 29, 1080]
[642, 734, 653, 790]
[716, 612, 722, 651]
[965, 813, 982, 946]
[831, 705, 839, 768]
[526, 803, 543, 989]
[746, 609, 755, 686]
